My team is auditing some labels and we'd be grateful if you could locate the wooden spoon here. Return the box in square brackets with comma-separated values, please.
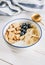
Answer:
[31, 13, 45, 30]
[31, 13, 44, 25]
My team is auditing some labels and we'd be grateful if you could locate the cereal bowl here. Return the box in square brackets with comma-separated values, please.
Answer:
[2, 18, 42, 48]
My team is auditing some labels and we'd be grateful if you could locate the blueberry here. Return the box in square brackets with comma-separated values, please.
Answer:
[23, 26, 28, 29]
[21, 23, 29, 29]
[21, 23, 26, 28]
[28, 24, 30, 28]
[20, 28, 26, 36]
[22, 23, 26, 26]
[21, 29, 26, 33]
[20, 32, 25, 36]
[27, 24, 31, 28]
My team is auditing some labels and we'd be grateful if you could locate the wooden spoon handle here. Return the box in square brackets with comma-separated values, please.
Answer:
[40, 22, 45, 26]
[40, 22, 45, 31]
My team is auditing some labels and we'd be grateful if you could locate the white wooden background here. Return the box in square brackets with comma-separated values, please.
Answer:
[0, 0, 45, 65]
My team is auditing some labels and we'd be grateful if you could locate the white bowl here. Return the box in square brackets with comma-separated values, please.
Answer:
[2, 18, 42, 48]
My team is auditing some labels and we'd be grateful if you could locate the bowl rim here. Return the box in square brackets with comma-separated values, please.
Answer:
[2, 18, 42, 48]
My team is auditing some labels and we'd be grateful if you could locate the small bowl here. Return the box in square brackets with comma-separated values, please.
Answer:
[2, 18, 42, 48]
